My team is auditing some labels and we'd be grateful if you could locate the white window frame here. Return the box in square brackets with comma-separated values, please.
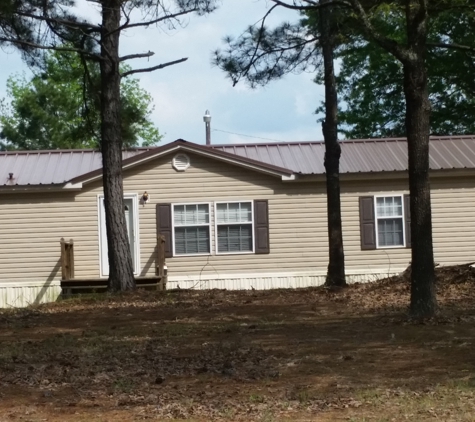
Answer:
[374, 194, 405, 249]
[172, 202, 212, 257]
[214, 200, 255, 255]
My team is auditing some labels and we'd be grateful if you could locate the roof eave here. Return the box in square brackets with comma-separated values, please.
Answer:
[0, 182, 83, 194]
[283, 167, 475, 182]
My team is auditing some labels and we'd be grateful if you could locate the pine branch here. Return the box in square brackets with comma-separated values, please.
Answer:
[15, 11, 101, 32]
[121, 58, 188, 77]
[120, 51, 155, 62]
[239, 4, 280, 84]
[270, 0, 351, 10]
[0, 37, 103, 61]
[111, 9, 197, 36]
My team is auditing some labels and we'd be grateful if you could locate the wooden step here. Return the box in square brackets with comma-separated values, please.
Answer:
[61, 276, 164, 296]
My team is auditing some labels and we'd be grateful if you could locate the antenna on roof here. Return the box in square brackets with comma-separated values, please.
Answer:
[203, 110, 211, 146]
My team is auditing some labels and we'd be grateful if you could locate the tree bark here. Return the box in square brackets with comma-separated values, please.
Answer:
[101, 0, 135, 292]
[403, 0, 437, 317]
[320, 1, 346, 287]
[404, 59, 437, 317]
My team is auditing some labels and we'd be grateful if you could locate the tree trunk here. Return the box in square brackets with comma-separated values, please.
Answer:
[320, 2, 346, 287]
[101, 0, 135, 291]
[402, 0, 437, 317]
[403, 58, 437, 317]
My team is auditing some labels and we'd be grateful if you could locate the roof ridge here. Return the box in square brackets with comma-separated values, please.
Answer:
[211, 134, 475, 148]
[333, 135, 475, 144]
[210, 140, 324, 148]
[0, 146, 155, 155]
[2, 135, 475, 154]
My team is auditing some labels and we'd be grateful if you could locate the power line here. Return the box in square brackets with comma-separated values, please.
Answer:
[212, 128, 286, 143]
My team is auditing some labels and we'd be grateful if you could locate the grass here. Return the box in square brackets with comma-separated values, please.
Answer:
[348, 383, 475, 421]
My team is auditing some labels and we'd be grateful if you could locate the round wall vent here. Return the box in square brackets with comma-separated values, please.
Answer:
[172, 153, 190, 171]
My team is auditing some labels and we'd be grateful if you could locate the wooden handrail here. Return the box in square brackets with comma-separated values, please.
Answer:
[60, 238, 75, 280]
[60, 236, 166, 288]
[157, 235, 167, 289]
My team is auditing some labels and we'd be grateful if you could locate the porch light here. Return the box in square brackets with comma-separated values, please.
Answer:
[141, 191, 149, 204]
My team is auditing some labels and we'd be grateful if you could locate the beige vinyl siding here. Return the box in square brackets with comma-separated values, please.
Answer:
[1, 150, 475, 288]
[431, 178, 475, 264]
[0, 188, 102, 283]
[340, 183, 410, 273]
[122, 154, 327, 277]
[0, 153, 327, 284]
[340, 177, 475, 273]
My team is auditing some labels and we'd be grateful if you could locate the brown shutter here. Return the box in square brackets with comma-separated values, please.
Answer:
[404, 194, 411, 248]
[254, 200, 270, 254]
[359, 196, 376, 250]
[156, 203, 173, 258]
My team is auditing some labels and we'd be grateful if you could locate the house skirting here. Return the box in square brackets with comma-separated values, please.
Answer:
[167, 269, 403, 291]
[0, 269, 403, 308]
[0, 281, 61, 308]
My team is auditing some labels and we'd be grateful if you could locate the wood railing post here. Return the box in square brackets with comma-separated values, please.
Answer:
[60, 238, 75, 281]
[67, 239, 75, 280]
[157, 235, 167, 290]
[60, 238, 67, 280]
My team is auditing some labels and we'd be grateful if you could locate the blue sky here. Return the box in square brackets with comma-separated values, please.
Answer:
[0, 0, 325, 146]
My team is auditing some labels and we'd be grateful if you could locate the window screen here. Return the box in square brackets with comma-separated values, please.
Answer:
[216, 202, 253, 253]
[375, 196, 404, 247]
[173, 204, 210, 254]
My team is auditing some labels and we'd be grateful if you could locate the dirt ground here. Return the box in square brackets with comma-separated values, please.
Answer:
[2, 265, 475, 421]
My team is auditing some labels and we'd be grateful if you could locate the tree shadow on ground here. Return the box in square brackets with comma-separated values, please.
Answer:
[1, 282, 475, 420]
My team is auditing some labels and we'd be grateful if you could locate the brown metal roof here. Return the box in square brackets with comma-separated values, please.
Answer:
[212, 135, 475, 174]
[2, 135, 475, 188]
[0, 148, 147, 187]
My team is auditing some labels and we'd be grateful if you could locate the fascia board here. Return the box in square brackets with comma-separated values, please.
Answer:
[78, 144, 292, 186]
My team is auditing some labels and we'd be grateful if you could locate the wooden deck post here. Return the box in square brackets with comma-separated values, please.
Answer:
[157, 235, 167, 290]
[60, 238, 75, 281]
[60, 237, 163, 295]
[60, 238, 66, 280]
[67, 239, 75, 280]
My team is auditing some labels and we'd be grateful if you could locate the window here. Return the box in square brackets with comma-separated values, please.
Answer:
[173, 203, 210, 255]
[359, 195, 410, 250]
[375, 196, 405, 247]
[157, 200, 270, 257]
[216, 202, 253, 253]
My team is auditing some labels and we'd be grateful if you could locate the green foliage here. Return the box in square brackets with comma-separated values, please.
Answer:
[315, 8, 475, 138]
[214, 20, 319, 88]
[0, 49, 162, 150]
[216, 2, 475, 138]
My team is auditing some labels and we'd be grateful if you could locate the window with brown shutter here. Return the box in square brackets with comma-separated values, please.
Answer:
[359, 195, 411, 250]
[159, 200, 270, 257]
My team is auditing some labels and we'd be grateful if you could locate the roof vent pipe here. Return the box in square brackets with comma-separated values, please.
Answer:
[203, 110, 211, 145]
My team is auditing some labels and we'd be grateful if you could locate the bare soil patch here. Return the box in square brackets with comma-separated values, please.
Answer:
[1, 264, 475, 421]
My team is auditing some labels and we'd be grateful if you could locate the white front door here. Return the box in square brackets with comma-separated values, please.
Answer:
[98, 195, 139, 276]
